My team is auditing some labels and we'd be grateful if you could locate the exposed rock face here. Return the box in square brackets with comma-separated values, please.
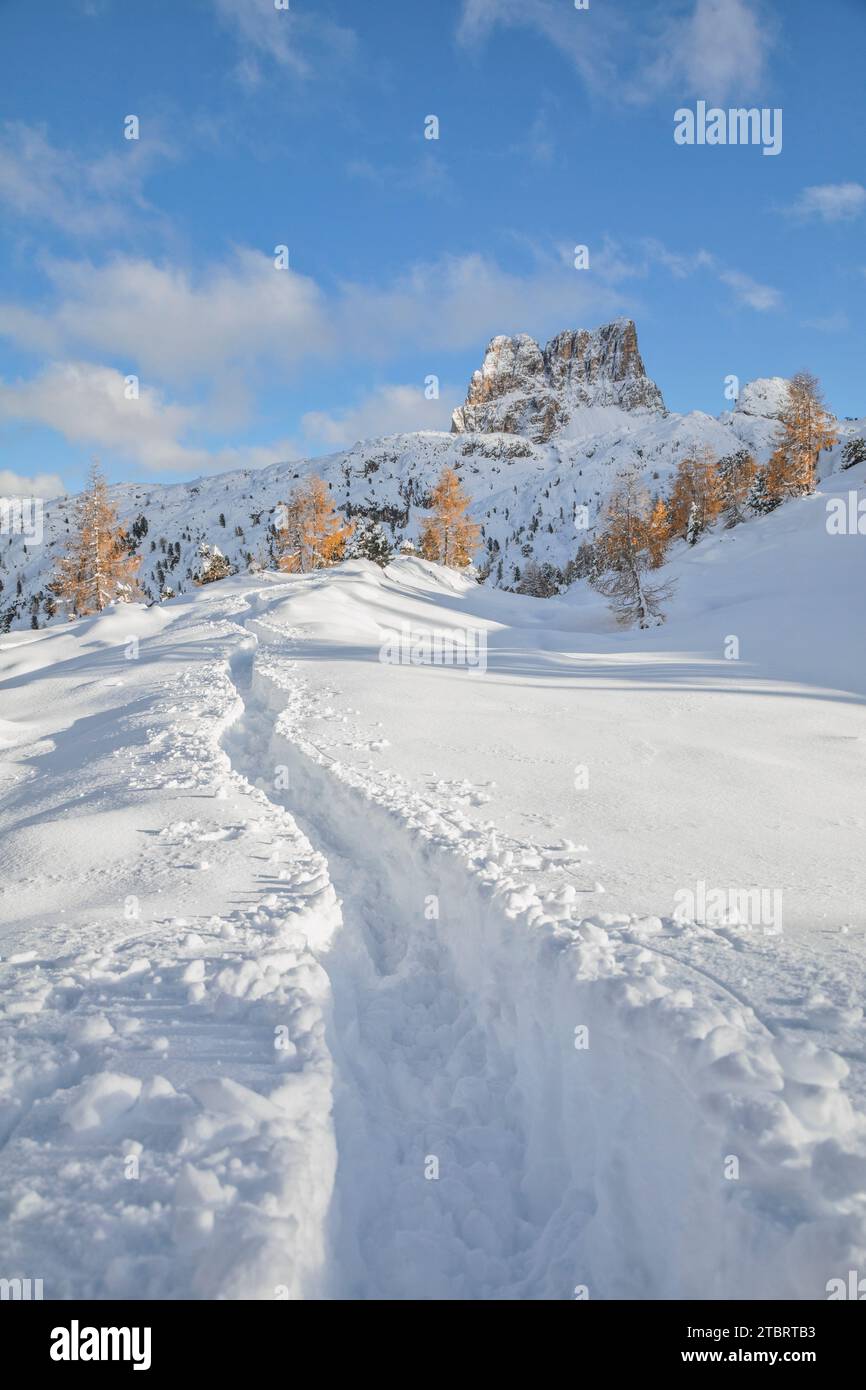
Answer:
[451, 318, 666, 441]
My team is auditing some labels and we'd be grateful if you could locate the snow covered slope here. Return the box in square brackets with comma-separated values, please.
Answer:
[1, 463, 865, 1299]
[2, 318, 863, 630]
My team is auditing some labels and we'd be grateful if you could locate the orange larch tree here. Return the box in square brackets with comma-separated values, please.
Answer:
[275, 476, 353, 573]
[418, 466, 481, 568]
[646, 495, 672, 567]
[52, 461, 141, 617]
[763, 447, 795, 508]
[775, 371, 838, 496]
[591, 471, 674, 627]
[668, 448, 723, 543]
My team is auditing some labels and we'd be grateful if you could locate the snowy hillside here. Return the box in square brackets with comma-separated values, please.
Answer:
[1, 461, 865, 1299]
[3, 318, 864, 631]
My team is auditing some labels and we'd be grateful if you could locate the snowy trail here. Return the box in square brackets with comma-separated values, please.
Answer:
[224, 639, 535, 1298]
[218, 595, 866, 1299]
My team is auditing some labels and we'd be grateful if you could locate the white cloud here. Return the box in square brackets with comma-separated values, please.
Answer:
[0, 243, 635, 475]
[0, 362, 199, 472]
[803, 311, 849, 334]
[1, 251, 334, 385]
[302, 383, 458, 449]
[789, 183, 866, 224]
[717, 269, 781, 312]
[642, 239, 716, 278]
[643, 239, 781, 312]
[336, 248, 628, 357]
[0, 232, 785, 478]
[457, 0, 618, 89]
[0, 361, 297, 475]
[642, 0, 775, 102]
[212, 0, 357, 86]
[0, 121, 175, 238]
[0, 245, 628, 387]
[0, 469, 65, 499]
[458, 0, 776, 103]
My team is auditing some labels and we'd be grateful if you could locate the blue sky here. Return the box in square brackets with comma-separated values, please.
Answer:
[0, 0, 864, 496]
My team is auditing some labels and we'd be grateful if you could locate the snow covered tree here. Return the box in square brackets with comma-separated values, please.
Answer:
[841, 437, 866, 470]
[564, 540, 606, 587]
[748, 465, 781, 516]
[716, 450, 758, 527]
[275, 476, 353, 574]
[592, 471, 675, 627]
[516, 561, 560, 597]
[593, 543, 674, 628]
[52, 461, 141, 617]
[418, 466, 480, 568]
[194, 542, 233, 585]
[775, 371, 838, 495]
[667, 448, 722, 542]
[345, 518, 394, 568]
[685, 501, 702, 547]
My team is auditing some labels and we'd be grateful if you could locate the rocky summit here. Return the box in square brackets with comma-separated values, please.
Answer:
[451, 318, 666, 442]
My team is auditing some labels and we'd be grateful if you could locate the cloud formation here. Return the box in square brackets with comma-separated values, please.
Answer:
[789, 183, 866, 224]
[0, 469, 66, 499]
[1, 252, 334, 384]
[0, 245, 627, 386]
[212, 0, 357, 86]
[457, 0, 777, 103]
[0, 121, 175, 238]
[640, 0, 776, 103]
[0, 361, 297, 476]
[457, 0, 618, 90]
[302, 383, 458, 450]
[717, 269, 782, 312]
[0, 228, 785, 476]
[643, 239, 781, 312]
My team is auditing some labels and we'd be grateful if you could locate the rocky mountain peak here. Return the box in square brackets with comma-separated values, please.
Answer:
[451, 317, 666, 442]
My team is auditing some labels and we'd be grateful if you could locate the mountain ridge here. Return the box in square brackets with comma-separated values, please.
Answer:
[1, 319, 863, 630]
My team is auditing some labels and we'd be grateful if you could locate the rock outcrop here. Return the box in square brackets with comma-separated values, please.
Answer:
[451, 318, 666, 441]
[733, 377, 791, 421]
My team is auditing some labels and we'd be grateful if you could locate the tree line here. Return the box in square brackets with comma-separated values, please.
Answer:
[574, 370, 838, 627]
[47, 372, 839, 625]
[49, 464, 480, 618]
